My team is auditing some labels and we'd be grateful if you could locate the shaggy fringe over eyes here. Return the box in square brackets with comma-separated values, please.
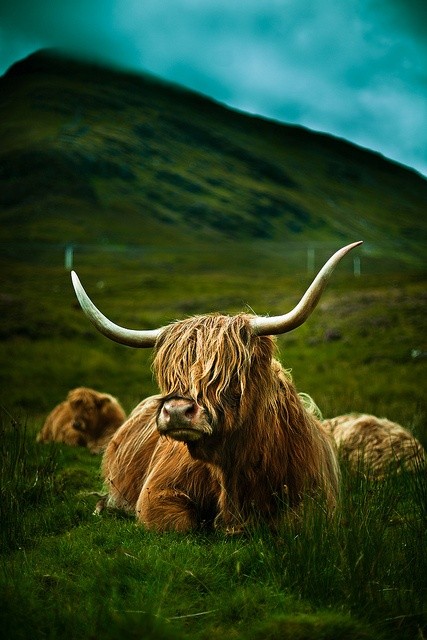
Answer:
[152, 313, 276, 423]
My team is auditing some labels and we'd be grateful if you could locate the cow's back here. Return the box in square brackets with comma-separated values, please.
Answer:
[324, 413, 426, 476]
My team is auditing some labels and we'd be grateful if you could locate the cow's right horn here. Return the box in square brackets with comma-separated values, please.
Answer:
[71, 271, 161, 347]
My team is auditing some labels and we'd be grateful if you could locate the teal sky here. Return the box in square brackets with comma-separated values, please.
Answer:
[0, 0, 426, 176]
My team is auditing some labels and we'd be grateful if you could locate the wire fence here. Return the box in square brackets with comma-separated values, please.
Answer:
[0, 240, 422, 276]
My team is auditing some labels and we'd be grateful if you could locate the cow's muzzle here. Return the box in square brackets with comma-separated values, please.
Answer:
[72, 420, 86, 432]
[157, 398, 212, 442]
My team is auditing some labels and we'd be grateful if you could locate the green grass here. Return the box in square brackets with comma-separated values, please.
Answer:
[1, 242, 426, 640]
[1, 245, 425, 423]
[1, 411, 426, 640]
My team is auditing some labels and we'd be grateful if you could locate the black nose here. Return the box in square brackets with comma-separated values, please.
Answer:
[160, 399, 198, 426]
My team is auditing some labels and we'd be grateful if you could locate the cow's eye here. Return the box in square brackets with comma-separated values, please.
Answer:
[224, 391, 241, 407]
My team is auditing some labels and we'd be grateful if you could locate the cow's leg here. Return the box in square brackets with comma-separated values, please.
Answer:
[135, 452, 219, 532]
[136, 484, 198, 532]
[214, 486, 249, 535]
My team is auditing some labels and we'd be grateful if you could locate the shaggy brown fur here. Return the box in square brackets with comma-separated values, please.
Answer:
[323, 413, 426, 477]
[102, 314, 340, 532]
[37, 387, 126, 453]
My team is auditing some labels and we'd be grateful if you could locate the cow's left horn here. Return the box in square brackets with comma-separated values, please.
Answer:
[250, 241, 363, 336]
[71, 271, 161, 347]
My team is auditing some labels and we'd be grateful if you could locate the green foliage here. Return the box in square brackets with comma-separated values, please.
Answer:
[1, 415, 426, 640]
[0, 411, 58, 552]
[0, 250, 426, 640]
[248, 612, 379, 640]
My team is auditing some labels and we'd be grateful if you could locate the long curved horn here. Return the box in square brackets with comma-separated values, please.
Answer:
[71, 271, 162, 347]
[250, 241, 362, 336]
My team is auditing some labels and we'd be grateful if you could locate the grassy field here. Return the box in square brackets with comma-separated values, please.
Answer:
[1, 415, 425, 640]
[1, 242, 426, 640]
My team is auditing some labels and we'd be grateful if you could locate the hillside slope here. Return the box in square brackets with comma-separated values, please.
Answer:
[0, 50, 426, 266]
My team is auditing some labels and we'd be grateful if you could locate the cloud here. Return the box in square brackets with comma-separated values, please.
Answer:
[0, 0, 426, 175]
[369, 0, 427, 43]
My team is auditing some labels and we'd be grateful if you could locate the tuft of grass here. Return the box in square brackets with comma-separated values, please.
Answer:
[248, 612, 379, 640]
[0, 410, 58, 552]
[0, 409, 105, 553]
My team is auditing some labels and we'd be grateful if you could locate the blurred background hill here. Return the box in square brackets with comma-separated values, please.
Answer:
[0, 49, 426, 268]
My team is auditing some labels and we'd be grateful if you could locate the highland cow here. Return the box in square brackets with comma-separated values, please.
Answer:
[323, 413, 426, 478]
[37, 387, 126, 453]
[71, 242, 362, 532]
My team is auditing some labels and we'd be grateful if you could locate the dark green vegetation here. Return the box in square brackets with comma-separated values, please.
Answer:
[1, 49, 427, 264]
[1, 411, 426, 640]
[1, 50, 426, 639]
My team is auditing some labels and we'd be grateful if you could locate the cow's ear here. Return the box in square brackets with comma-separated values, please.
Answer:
[96, 394, 112, 407]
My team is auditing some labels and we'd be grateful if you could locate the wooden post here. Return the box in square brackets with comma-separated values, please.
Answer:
[307, 247, 315, 275]
[353, 256, 361, 277]
[65, 244, 74, 271]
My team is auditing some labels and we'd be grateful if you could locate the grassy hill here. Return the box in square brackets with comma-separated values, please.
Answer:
[0, 49, 426, 266]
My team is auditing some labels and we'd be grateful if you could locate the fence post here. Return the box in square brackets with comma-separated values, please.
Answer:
[65, 244, 74, 271]
[353, 256, 361, 277]
[307, 247, 315, 275]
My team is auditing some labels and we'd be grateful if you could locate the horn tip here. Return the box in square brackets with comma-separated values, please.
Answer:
[342, 240, 363, 255]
